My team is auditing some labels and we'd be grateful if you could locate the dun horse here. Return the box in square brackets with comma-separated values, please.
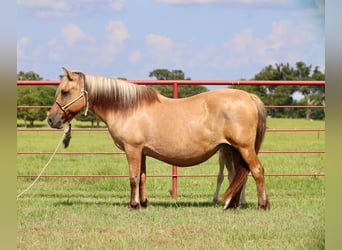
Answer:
[48, 68, 270, 210]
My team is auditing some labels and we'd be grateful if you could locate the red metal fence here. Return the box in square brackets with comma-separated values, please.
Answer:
[17, 80, 325, 198]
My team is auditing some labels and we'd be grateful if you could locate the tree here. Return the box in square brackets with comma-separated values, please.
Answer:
[75, 111, 102, 128]
[252, 63, 298, 118]
[17, 71, 56, 127]
[251, 62, 325, 119]
[18, 71, 43, 81]
[149, 69, 208, 98]
[295, 64, 325, 119]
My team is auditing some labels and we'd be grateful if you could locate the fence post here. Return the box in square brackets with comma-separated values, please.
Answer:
[172, 83, 178, 198]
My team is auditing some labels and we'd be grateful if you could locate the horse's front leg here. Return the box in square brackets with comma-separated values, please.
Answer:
[125, 146, 143, 209]
[139, 155, 150, 208]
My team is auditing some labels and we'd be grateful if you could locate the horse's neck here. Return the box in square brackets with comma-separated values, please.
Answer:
[90, 105, 114, 126]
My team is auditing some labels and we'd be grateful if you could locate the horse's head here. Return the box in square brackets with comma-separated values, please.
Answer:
[48, 67, 88, 129]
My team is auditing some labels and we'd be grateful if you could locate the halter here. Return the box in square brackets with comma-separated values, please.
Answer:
[56, 89, 89, 116]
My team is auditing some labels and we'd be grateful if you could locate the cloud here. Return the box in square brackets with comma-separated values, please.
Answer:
[17, 0, 70, 18]
[39, 20, 130, 68]
[155, 0, 325, 12]
[145, 34, 192, 70]
[17, 0, 69, 10]
[156, 0, 291, 7]
[78, 0, 125, 12]
[105, 21, 129, 43]
[17, 0, 124, 18]
[107, 0, 124, 11]
[223, 20, 322, 69]
[46, 38, 63, 61]
[156, 0, 221, 4]
[129, 50, 142, 63]
[146, 34, 174, 50]
[103, 21, 129, 62]
[17, 37, 30, 59]
[145, 34, 177, 65]
[50, 20, 130, 66]
[62, 24, 95, 47]
[176, 18, 323, 80]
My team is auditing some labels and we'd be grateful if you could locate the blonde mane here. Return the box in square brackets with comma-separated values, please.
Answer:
[84, 74, 159, 110]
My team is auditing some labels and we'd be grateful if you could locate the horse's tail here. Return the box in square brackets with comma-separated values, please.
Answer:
[249, 93, 266, 154]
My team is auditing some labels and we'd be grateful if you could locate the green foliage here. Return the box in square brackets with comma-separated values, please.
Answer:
[231, 62, 325, 119]
[291, 98, 325, 120]
[17, 70, 43, 81]
[256, 62, 325, 120]
[17, 71, 56, 127]
[149, 69, 208, 98]
[75, 111, 102, 128]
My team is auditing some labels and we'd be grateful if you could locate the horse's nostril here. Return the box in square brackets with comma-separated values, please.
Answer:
[48, 118, 53, 126]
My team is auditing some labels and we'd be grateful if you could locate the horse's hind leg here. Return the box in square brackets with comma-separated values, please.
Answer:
[239, 146, 270, 210]
[226, 165, 248, 209]
[221, 149, 249, 210]
[226, 149, 247, 207]
[139, 155, 149, 208]
[213, 147, 231, 204]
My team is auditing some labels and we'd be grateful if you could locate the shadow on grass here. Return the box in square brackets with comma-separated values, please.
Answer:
[52, 198, 255, 210]
[38, 192, 253, 209]
[53, 199, 215, 208]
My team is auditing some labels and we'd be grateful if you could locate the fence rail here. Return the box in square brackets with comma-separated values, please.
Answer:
[17, 150, 325, 155]
[16, 105, 326, 109]
[17, 173, 325, 178]
[17, 80, 325, 86]
[17, 80, 325, 198]
[17, 128, 326, 132]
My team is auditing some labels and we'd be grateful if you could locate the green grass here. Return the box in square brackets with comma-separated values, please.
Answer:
[17, 118, 325, 249]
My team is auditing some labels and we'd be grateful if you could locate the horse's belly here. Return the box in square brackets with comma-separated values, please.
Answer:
[143, 145, 220, 167]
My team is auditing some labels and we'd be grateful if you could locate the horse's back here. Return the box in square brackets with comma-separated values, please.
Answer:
[157, 88, 254, 107]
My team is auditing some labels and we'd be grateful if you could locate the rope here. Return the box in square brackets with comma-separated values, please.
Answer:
[17, 125, 68, 199]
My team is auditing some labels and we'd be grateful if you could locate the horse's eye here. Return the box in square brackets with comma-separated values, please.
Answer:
[61, 90, 69, 96]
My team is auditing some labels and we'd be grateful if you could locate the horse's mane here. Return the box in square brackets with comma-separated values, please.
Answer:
[84, 74, 160, 110]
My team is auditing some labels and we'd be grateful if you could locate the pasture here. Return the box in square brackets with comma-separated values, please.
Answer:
[17, 118, 325, 249]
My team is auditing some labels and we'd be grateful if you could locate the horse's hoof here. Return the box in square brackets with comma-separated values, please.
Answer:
[223, 204, 240, 210]
[140, 199, 150, 208]
[240, 202, 248, 209]
[129, 201, 141, 210]
[223, 201, 240, 210]
[258, 201, 271, 210]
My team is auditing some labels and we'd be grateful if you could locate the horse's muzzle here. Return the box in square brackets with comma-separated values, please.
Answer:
[48, 114, 63, 129]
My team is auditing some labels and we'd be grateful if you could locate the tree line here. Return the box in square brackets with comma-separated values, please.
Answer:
[17, 61, 325, 127]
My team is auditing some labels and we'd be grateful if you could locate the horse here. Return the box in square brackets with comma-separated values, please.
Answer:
[48, 67, 270, 210]
[213, 146, 247, 206]
[213, 116, 266, 206]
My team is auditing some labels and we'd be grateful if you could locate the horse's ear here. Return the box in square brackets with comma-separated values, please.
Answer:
[62, 67, 73, 81]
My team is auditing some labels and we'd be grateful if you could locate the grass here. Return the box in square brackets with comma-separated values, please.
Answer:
[17, 118, 325, 249]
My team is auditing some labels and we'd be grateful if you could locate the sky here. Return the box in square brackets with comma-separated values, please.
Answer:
[17, 0, 325, 83]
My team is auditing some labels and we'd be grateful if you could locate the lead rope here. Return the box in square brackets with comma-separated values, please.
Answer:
[17, 124, 70, 199]
[83, 90, 89, 116]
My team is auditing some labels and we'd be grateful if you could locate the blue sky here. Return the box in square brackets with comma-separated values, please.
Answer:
[17, 0, 324, 82]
